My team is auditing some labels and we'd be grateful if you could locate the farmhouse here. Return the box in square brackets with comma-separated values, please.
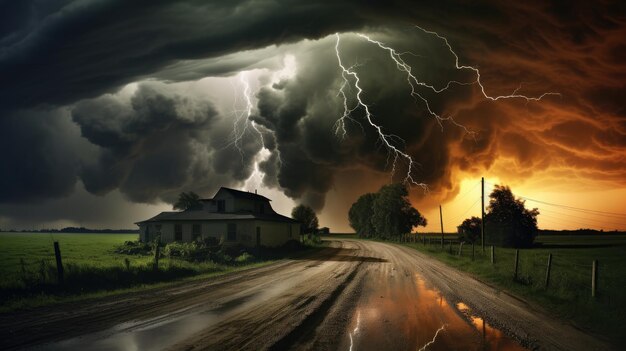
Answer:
[136, 187, 301, 247]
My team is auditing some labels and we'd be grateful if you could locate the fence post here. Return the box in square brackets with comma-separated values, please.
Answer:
[545, 253, 552, 289]
[490, 245, 495, 264]
[513, 249, 519, 280]
[53, 241, 64, 285]
[458, 242, 464, 257]
[153, 242, 160, 271]
[448, 240, 452, 254]
[592, 259, 598, 298]
[472, 242, 475, 261]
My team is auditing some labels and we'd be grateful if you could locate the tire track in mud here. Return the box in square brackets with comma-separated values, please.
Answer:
[1, 239, 612, 351]
[166, 240, 367, 351]
[0, 242, 356, 350]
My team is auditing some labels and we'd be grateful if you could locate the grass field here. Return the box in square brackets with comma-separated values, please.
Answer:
[0, 232, 280, 312]
[0, 233, 141, 280]
[398, 234, 626, 345]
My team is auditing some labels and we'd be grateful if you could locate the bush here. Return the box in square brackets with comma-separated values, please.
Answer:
[304, 234, 322, 246]
[200, 236, 220, 247]
[163, 242, 205, 259]
[114, 241, 152, 255]
[222, 244, 248, 258]
[210, 251, 233, 264]
[235, 252, 255, 264]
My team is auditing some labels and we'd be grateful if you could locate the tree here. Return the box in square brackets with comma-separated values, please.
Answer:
[291, 205, 319, 235]
[485, 185, 539, 248]
[458, 216, 481, 243]
[371, 183, 427, 239]
[348, 192, 378, 238]
[173, 191, 202, 211]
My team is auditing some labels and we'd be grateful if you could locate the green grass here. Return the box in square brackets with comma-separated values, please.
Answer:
[399, 234, 626, 345]
[0, 233, 142, 279]
[0, 232, 284, 312]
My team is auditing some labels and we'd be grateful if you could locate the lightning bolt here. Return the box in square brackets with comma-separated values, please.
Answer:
[335, 27, 559, 187]
[225, 71, 266, 161]
[335, 33, 427, 189]
[357, 33, 475, 134]
[413, 25, 561, 102]
[348, 310, 361, 351]
[417, 324, 446, 351]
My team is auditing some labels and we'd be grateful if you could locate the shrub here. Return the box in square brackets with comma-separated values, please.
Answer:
[163, 242, 201, 258]
[304, 234, 322, 245]
[115, 241, 152, 255]
[200, 236, 220, 247]
[235, 252, 255, 264]
[210, 251, 233, 264]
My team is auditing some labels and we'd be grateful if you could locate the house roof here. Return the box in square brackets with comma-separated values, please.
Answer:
[136, 210, 298, 224]
[201, 187, 271, 202]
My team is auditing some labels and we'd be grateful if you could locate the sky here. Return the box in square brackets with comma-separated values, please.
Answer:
[1, 1, 625, 232]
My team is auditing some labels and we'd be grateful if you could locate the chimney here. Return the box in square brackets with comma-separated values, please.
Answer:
[255, 189, 258, 194]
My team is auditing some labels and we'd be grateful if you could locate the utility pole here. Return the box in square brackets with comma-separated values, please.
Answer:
[439, 205, 444, 249]
[481, 177, 485, 252]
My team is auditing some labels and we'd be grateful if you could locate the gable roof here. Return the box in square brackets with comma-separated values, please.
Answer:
[136, 210, 298, 224]
[201, 187, 271, 202]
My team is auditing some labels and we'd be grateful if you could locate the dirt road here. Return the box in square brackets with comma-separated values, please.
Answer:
[0, 239, 612, 350]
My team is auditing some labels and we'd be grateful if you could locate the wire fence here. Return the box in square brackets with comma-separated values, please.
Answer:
[394, 234, 623, 305]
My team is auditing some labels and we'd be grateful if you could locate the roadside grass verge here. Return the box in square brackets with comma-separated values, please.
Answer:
[0, 232, 316, 313]
[398, 234, 626, 345]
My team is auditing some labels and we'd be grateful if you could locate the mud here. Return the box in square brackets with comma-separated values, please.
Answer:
[0, 239, 612, 351]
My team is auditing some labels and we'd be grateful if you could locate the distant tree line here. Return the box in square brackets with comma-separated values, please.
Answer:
[349, 183, 427, 239]
[0, 227, 140, 233]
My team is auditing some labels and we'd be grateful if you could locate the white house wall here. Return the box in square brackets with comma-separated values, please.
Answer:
[212, 190, 236, 212]
[140, 220, 299, 247]
[254, 220, 300, 247]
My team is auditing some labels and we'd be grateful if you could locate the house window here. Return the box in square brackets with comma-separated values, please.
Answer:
[175, 224, 182, 241]
[227, 223, 236, 241]
[192, 224, 201, 240]
[217, 200, 226, 212]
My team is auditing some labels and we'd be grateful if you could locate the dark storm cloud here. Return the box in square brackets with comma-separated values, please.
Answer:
[72, 82, 261, 203]
[0, 108, 93, 203]
[252, 31, 476, 209]
[1, 0, 626, 229]
[0, 0, 508, 112]
[0, 0, 373, 111]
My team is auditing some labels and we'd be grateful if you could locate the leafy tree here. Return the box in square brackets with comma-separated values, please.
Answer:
[371, 183, 427, 239]
[486, 185, 539, 248]
[458, 216, 481, 243]
[291, 205, 319, 235]
[173, 191, 202, 211]
[348, 192, 378, 237]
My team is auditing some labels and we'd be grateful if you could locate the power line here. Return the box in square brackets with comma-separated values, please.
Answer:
[482, 180, 626, 218]
[448, 197, 481, 224]
[540, 215, 624, 231]
[520, 196, 626, 218]
[537, 207, 626, 227]
[480, 180, 626, 230]
[452, 181, 480, 203]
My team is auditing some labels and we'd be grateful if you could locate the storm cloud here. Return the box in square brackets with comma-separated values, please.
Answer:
[1, 0, 625, 229]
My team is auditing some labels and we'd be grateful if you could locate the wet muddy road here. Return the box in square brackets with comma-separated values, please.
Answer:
[0, 239, 611, 350]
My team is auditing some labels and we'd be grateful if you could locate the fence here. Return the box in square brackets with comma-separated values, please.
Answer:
[397, 234, 618, 301]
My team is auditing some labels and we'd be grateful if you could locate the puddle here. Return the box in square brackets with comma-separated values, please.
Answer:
[342, 274, 527, 351]
[455, 302, 522, 349]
